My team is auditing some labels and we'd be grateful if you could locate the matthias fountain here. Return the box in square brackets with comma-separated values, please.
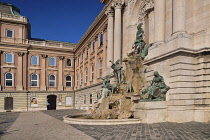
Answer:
[64, 23, 170, 125]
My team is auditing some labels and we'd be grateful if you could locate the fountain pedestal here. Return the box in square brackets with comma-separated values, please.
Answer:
[134, 101, 168, 123]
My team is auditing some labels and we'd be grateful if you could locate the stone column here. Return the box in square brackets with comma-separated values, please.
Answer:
[58, 56, 64, 91]
[16, 52, 24, 91]
[113, 0, 124, 62]
[40, 54, 47, 91]
[106, 8, 114, 67]
[154, 0, 166, 43]
[172, 0, 186, 35]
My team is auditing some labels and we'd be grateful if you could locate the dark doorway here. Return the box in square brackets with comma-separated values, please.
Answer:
[4, 97, 13, 111]
[47, 95, 57, 110]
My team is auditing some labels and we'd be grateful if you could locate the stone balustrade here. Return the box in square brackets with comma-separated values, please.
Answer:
[0, 12, 28, 23]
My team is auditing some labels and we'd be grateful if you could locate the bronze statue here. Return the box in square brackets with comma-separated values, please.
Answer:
[141, 71, 170, 101]
[109, 60, 123, 84]
[132, 23, 153, 59]
[132, 23, 145, 54]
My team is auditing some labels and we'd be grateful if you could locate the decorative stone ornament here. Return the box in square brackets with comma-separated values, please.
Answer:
[138, 0, 154, 21]
[105, 8, 114, 17]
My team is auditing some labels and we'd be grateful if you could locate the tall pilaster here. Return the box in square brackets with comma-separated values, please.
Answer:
[172, 0, 186, 35]
[154, 0, 166, 43]
[16, 52, 24, 91]
[40, 54, 47, 91]
[106, 8, 114, 67]
[113, 0, 124, 62]
[58, 56, 64, 91]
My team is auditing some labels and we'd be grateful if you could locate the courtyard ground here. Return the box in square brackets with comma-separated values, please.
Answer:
[0, 109, 210, 140]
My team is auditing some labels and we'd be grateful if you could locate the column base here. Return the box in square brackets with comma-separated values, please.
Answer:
[58, 86, 64, 91]
[40, 86, 46, 91]
[16, 85, 23, 91]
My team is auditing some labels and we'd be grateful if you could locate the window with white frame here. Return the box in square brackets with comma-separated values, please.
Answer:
[66, 75, 72, 87]
[92, 42, 95, 52]
[85, 68, 88, 83]
[98, 59, 102, 77]
[31, 55, 39, 65]
[66, 58, 71, 67]
[31, 74, 38, 87]
[80, 71, 83, 85]
[6, 29, 14, 38]
[91, 64, 94, 81]
[5, 53, 13, 63]
[49, 57, 56, 66]
[99, 33, 103, 46]
[5, 72, 13, 87]
[49, 75, 56, 87]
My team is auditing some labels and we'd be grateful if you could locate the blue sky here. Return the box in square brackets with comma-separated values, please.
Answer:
[1, 0, 105, 43]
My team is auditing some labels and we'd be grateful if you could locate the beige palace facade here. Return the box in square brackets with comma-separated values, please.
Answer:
[1, 0, 210, 122]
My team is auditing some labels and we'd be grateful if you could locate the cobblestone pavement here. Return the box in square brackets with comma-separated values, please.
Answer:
[0, 112, 20, 137]
[42, 109, 210, 140]
[1, 109, 210, 140]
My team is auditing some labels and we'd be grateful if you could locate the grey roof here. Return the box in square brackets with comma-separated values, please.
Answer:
[0, 2, 20, 15]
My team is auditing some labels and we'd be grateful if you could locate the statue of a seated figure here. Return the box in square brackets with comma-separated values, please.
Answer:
[141, 71, 170, 101]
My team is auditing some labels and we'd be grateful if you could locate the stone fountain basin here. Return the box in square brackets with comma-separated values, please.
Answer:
[63, 114, 141, 125]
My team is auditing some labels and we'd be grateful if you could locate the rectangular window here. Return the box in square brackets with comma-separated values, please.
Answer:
[92, 42, 95, 52]
[100, 34, 103, 46]
[6, 29, 14, 38]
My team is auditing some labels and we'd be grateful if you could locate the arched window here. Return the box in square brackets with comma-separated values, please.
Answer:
[5, 53, 13, 63]
[98, 59, 102, 77]
[49, 57, 56, 66]
[5, 72, 13, 87]
[66, 76, 72, 87]
[66, 58, 71, 67]
[31, 55, 38, 65]
[31, 74, 38, 87]
[91, 64, 94, 81]
[49, 75, 56, 87]
[100, 33, 103, 46]
[85, 68, 88, 83]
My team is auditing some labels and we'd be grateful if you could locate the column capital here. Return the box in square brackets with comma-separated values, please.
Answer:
[58, 56, 65, 60]
[105, 8, 114, 17]
[41, 54, 48, 58]
[17, 52, 24, 56]
[112, 0, 124, 9]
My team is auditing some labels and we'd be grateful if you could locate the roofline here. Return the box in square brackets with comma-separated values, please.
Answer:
[76, 5, 108, 51]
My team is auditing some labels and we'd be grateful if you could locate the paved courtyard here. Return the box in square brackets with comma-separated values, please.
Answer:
[0, 109, 210, 140]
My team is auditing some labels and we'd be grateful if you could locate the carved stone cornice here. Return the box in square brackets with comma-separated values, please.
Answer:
[59, 56, 65, 60]
[138, 0, 154, 21]
[17, 52, 24, 56]
[41, 54, 48, 58]
[105, 8, 114, 17]
[94, 34, 99, 41]
[112, 0, 125, 9]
